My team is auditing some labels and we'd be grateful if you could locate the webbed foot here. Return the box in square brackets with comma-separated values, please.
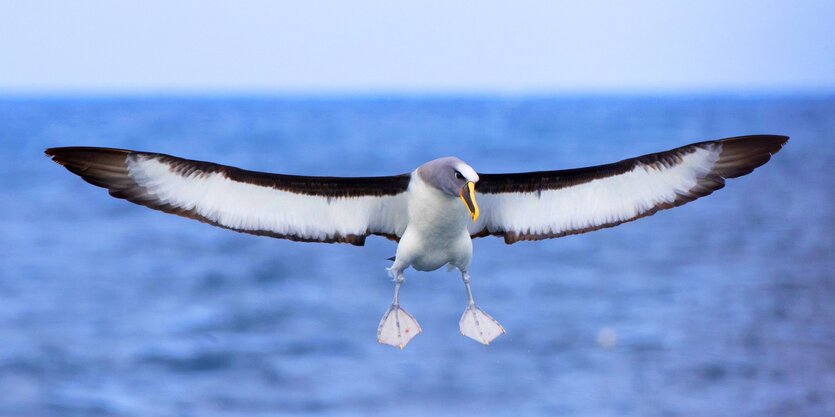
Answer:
[377, 304, 422, 349]
[459, 304, 506, 345]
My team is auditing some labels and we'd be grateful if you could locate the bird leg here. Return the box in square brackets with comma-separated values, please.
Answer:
[377, 270, 422, 349]
[459, 271, 506, 345]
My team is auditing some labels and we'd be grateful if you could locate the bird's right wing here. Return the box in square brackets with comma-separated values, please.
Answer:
[45, 147, 411, 245]
[470, 135, 788, 244]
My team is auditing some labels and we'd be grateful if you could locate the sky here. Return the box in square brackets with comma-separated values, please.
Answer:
[1, 0, 835, 94]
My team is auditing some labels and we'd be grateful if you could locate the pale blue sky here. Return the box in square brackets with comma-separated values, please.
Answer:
[2, 0, 834, 94]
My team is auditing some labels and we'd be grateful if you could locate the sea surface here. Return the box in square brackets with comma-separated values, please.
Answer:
[1, 95, 834, 417]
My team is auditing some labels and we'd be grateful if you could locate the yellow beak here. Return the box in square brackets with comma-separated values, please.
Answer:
[459, 181, 479, 222]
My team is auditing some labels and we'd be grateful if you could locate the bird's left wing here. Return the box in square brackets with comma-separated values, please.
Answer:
[45, 147, 411, 245]
[469, 135, 788, 244]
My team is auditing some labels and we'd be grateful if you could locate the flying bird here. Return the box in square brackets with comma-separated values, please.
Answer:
[45, 134, 788, 348]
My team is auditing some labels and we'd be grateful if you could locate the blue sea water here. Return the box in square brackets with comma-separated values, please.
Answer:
[1, 96, 834, 417]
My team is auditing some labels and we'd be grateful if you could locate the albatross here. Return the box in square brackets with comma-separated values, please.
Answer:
[45, 134, 788, 348]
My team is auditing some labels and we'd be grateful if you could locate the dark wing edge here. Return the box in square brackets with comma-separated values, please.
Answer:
[45, 146, 410, 245]
[473, 134, 789, 244]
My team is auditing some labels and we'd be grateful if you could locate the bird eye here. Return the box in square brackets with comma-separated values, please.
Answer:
[455, 171, 464, 180]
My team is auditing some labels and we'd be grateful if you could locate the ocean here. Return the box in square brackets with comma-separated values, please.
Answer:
[1, 95, 833, 416]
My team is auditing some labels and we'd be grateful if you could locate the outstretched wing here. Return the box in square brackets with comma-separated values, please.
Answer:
[470, 135, 788, 244]
[45, 147, 411, 246]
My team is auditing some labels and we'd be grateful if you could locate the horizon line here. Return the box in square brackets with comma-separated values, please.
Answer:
[2, 86, 835, 100]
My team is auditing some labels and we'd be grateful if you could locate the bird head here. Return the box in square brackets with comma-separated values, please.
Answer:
[417, 157, 480, 222]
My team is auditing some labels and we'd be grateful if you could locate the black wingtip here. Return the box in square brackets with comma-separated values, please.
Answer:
[775, 135, 790, 149]
[44, 146, 86, 157]
[721, 134, 789, 150]
[755, 134, 789, 151]
[712, 134, 789, 179]
[44, 147, 61, 158]
[714, 134, 789, 159]
[44, 147, 68, 166]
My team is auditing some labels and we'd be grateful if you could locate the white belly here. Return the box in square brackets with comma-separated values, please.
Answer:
[393, 173, 473, 272]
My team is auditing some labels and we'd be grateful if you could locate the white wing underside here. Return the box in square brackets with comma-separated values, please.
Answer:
[128, 156, 409, 242]
[470, 145, 722, 240]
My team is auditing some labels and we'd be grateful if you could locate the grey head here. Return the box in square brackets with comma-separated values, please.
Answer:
[417, 157, 481, 221]
[416, 156, 479, 197]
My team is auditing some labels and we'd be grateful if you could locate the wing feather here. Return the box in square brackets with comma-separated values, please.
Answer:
[470, 135, 788, 244]
[45, 147, 410, 245]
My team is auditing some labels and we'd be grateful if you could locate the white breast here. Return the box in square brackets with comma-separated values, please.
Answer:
[393, 172, 473, 272]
